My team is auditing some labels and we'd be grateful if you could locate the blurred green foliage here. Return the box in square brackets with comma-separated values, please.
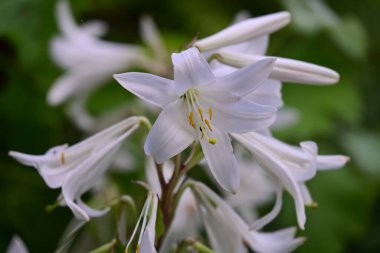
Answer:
[1, 0, 380, 252]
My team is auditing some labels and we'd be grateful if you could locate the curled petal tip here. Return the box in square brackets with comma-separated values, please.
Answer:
[195, 11, 292, 51]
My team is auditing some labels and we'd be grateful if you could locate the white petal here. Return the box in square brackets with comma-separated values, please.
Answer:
[114, 72, 176, 108]
[139, 230, 156, 253]
[200, 128, 239, 193]
[248, 228, 306, 253]
[172, 47, 215, 95]
[203, 208, 244, 253]
[48, 67, 108, 105]
[195, 12, 291, 51]
[77, 198, 110, 217]
[299, 183, 314, 206]
[217, 58, 275, 97]
[62, 126, 134, 220]
[250, 188, 283, 230]
[144, 100, 194, 164]
[196, 191, 244, 253]
[140, 194, 158, 253]
[232, 133, 306, 229]
[6, 236, 28, 253]
[316, 155, 350, 170]
[246, 79, 283, 108]
[80, 20, 108, 37]
[56, 0, 78, 36]
[140, 15, 166, 61]
[215, 51, 340, 85]
[205, 96, 277, 133]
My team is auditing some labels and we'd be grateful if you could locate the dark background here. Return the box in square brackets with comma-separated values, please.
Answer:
[1, 0, 380, 252]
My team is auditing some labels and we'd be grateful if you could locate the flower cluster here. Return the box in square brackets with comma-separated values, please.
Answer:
[8, 1, 349, 252]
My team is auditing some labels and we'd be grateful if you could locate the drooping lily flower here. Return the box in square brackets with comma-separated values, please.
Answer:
[126, 192, 159, 253]
[6, 236, 29, 253]
[48, 0, 147, 106]
[114, 47, 277, 193]
[197, 11, 339, 85]
[9, 116, 143, 221]
[232, 131, 349, 229]
[191, 181, 305, 253]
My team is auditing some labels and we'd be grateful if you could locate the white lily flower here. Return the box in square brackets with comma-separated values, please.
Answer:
[48, 0, 147, 106]
[194, 12, 291, 51]
[9, 116, 142, 221]
[192, 182, 305, 253]
[201, 11, 339, 85]
[126, 192, 159, 253]
[6, 236, 28, 253]
[114, 47, 277, 193]
[232, 131, 349, 229]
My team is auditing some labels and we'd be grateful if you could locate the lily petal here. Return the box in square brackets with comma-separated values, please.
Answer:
[195, 12, 291, 51]
[172, 48, 215, 95]
[316, 155, 350, 170]
[200, 128, 239, 193]
[217, 58, 275, 97]
[250, 188, 283, 230]
[114, 72, 176, 108]
[246, 79, 283, 108]
[144, 100, 194, 163]
[205, 97, 277, 133]
[215, 51, 340, 85]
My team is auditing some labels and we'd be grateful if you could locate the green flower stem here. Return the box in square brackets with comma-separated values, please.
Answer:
[88, 239, 116, 253]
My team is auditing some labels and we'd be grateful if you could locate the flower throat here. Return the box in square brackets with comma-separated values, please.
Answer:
[183, 88, 216, 145]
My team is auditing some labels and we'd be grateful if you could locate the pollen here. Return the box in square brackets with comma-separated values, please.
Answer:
[208, 138, 217, 145]
[60, 152, 65, 165]
[310, 202, 318, 209]
[189, 111, 195, 128]
[208, 107, 213, 120]
[136, 244, 140, 253]
[198, 107, 204, 121]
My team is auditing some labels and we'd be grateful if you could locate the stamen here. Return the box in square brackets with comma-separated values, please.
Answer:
[205, 119, 213, 131]
[209, 107, 213, 120]
[198, 107, 204, 121]
[60, 152, 65, 165]
[208, 138, 217, 145]
[189, 112, 195, 128]
[136, 244, 140, 253]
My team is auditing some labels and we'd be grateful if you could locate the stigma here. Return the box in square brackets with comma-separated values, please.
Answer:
[184, 88, 216, 145]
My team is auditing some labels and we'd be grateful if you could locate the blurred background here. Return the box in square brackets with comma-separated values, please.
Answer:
[1, 0, 380, 252]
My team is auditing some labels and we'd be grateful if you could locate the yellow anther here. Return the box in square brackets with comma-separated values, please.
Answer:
[209, 107, 213, 120]
[136, 244, 140, 253]
[189, 112, 195, 128]
[205, 119, 213, 131]
[60, 152, 65, 165]
[198, 107, 204, 121]
[125, 249, 128, 253]
[208, 138, 217, 145]
[310, 202, 318, 209]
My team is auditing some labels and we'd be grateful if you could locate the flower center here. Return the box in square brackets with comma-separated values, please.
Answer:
[184, 88, 216, 145]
